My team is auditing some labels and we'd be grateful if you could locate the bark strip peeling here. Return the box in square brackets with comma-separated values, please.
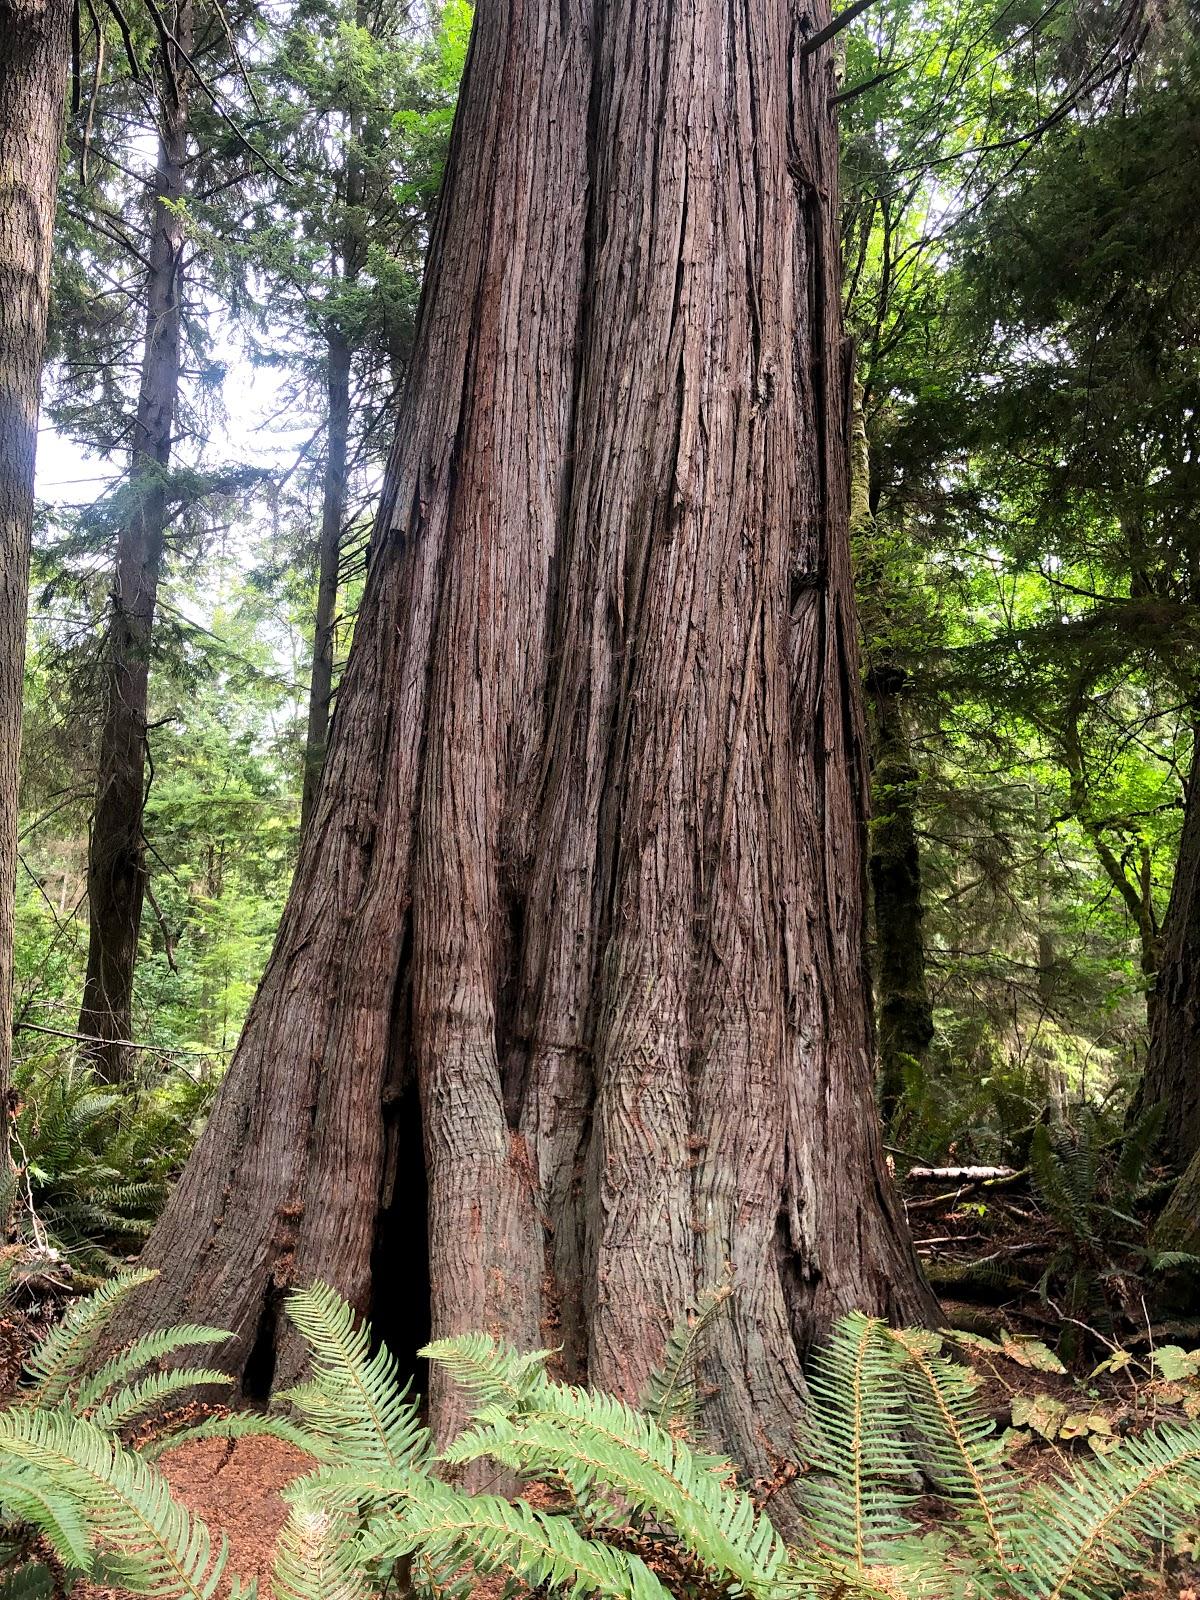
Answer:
[119, 0, 934, 1528]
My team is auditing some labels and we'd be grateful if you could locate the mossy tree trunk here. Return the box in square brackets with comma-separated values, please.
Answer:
[1153, 1137, 1200, 1267]
[113, 0, 935, 1530]
[849, 384, 935, 1125]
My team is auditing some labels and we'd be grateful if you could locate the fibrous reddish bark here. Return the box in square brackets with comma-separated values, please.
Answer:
[78, 1, 191, 1081]
[117, 0, 935, 1526]
[0, 0, 72, 1148]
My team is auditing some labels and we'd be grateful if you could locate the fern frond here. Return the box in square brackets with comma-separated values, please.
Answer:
[886, 1328, 1016, 1573]
[1012, 1423, 1200, 1600]
[1030, 1123, 1098, 1245]
[0, 1465, 94, 1569]
[639, 1281, 733, 1433]
[1116, 1102, 1165, 1194]
[282, 1285, 428, 1471]
[23, 1269, 158, 1408]
[1149, 1250, 1200, 1274]
[0, 1407, 233, 1600]
[0, 1561, 57, 1600]
[87, 1370, 234, 1433]
[332, 1472, 670, 1600]
[272, 1496, 372, 1600]
[781, 1548, 936, 1600]
[74, 1326, 231, 1414]
[800, 1313, 916, 1571]
[438, 1377, 786, 1598]
[419, 1332, 553, 1411]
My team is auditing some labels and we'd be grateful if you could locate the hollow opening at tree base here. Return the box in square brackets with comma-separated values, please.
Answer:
[370, 1073, 432, 1394]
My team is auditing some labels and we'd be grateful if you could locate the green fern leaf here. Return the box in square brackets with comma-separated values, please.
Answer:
[1116, 1102, 1165, 1194]
[1149, 1250, 1200, 1274]
[87, 1369, 234, 1433]
[0, 1562, 57, 1600]
[139, 1413, 325, 1464]
[0, 1406, 234, 1600]
[437, 1368, 786, 1597]
[886, 1327, 1017, 1573]
[0, 1464, 94, 1570]
[419, 1332, 553, 1411]
[316, 1470, 671, 1600]
[23, 1269, 158, 1408]
[74, 1326, 231, 1414]
[800, 1313, 917, 1571]
[272, 1496, 372, 1600]
[282, 1285, 428, 1471]
[1011, 1423, 1200, 1600]
[639, 1281, 734, 1433]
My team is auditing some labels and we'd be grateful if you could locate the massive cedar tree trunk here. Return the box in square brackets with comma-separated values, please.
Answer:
[0, 0, 72, 1149]
[117, 0, 934, 1523]
[1142, 731, 1200, 1174]
[78, 7, 190, 1081]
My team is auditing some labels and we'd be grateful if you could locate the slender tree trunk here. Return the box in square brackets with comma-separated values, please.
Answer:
[300, 329, 351, 831]
[1142, 730, 1200, 1173]
[867, 665, 935, 1124]
[78, 8, 190, 1081]
[0, 0, 71, 1158]
[300, 9, 372, 831]
[1063, 696, 1160, 994]
[113, 0, 935, 1526]
[850, 383, 934, 1124]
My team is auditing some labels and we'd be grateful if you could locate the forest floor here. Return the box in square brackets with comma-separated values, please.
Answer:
[3, 1164, 1199, 1599]
[72, 1408, 1200, 1600]
[76, 1436, 311, 1600]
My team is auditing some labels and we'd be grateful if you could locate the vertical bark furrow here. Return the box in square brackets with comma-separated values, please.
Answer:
[405, 0, 593, 1438]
